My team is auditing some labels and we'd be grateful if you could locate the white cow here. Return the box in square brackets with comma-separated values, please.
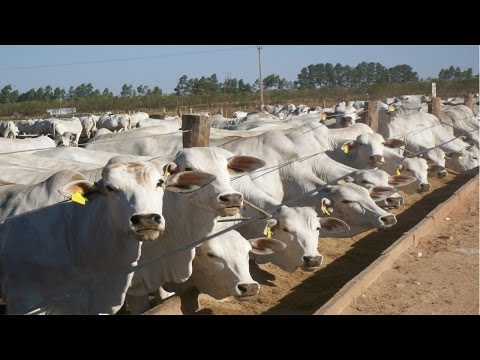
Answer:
[220, 128, 398, 237]
[378, 106, 479, 171]
[0, 121, 19, 138]
[326, 132, 405, 169]
[440, 105, 479, 146]
[333, 105, 362, 128]
[381, 149, 433, 193]
[248, 206, 350, 272]
[0, 160, 215, 314]
[78, 115, 97, 139]
[84, 125, 184, 157]
[163, 225, 286, 313]
[0, 135, 55, 154]
[129, 112, 150, 129]
[51, 118, 83, 146]
[226, 155, 350, 271]
[97, 113, 130, 132]
[126, 147, 266, 314]
[0, 170, 87, 222]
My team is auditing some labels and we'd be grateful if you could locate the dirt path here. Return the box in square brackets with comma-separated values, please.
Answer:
[198, 170, 479, 315]
[343, 178, 479, 315]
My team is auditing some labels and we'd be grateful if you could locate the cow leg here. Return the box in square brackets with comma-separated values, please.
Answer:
[126, 294, 151, 314]
[179, 287, 200, 314]
[153, 287, 175, 304]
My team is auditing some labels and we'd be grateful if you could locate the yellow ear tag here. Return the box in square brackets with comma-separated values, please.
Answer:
[396, 169, 401, 175]
[321, 204, 331, 216]
[338, 179, 346, 184]
[459, 156, 463, 160]
[71, 190, 87, 205]
[165, 171, 170, 177]
[342, 144, 349, 154]
[388, 105, 395, 112]
[266, 227, 273, 238]
[321, 113, 327, 121]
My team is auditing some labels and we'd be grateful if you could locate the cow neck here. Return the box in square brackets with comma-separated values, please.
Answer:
[231, 175, 281, 211]
[312, 155, 356, 184]
[70, 197, 142, 274]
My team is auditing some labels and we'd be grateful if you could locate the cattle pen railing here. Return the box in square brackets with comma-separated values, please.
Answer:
[314, 170, 479, 315]
[0, 113, 477, 314]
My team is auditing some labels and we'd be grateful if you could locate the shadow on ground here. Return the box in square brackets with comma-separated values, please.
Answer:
[262, 169, 478, 315]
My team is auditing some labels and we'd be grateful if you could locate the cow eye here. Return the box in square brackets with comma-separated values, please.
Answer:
[283, 227, 290, 232]
[207, 252, 217, 259]
[342, 200, 352, 204]
[105, 185, 116, 192]
[316, 227, 321, 231]
[406, 169, 411, 172]
[361, 180, 371, 184]
[185, 167, 194, 171]
[157, 179, 165, 187]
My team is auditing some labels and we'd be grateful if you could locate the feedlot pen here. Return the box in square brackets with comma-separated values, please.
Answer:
[157, 168, 478, 315]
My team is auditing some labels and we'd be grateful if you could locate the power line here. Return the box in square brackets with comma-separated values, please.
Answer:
[0, 46, 265, 72]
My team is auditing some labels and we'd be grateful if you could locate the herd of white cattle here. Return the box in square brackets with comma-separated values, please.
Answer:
[0, 93, 478, 315]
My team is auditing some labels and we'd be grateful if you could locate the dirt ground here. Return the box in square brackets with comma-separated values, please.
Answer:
[343, 179, 479, 315]
[197, 169, 479, 315]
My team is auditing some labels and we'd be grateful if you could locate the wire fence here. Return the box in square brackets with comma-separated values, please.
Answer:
[1, 110, 478, 314]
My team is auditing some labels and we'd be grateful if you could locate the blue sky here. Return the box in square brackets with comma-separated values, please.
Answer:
[0, 45, 478, 95]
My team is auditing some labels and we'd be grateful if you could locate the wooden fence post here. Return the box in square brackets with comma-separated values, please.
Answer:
[182, 114, 211, 148]
[360, 101, 369, 124]
[367, 101, 379, 133]
[428, 96, 441, 119]
[464, 93, 474, 110]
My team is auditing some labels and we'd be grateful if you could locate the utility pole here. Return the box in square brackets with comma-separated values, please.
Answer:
[257, 46, 264, 108]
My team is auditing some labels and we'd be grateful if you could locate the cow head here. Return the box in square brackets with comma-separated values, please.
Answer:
[55, 132, 76, 147]
[252, 206, 349, 272]
[166, 147, 265, 218]
[319, 183, 397, 235]
[445, 146, 479, 173]
[59, 161, 215, 242]
[191, 230, 284, 300]
[340, 134, 404, 169]
[347, 169, 415, 209]
[395, 157, 431, 194]
[336, 106, 360, 128]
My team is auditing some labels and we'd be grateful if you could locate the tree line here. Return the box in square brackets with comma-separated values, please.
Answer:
[0, 63, 476, 104]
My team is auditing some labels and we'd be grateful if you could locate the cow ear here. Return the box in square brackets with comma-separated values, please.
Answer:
[319, 217, 350, 233]
[340, 141, 357, 153]
[165, 171, 216, 193]
[58, 180, 102, 198]
[227, 156, 265, 174]
[445, 151, 462, 159]
[164, 162, 178, 175]
[320, 197, 334, 216]
[388, 175, 416, 187]
[384, 138, 405, 148]
[249, 237, 286, 255]
[369, 186, 397, 201]
[337, 175, 354, 185]
[428, 164, 446, 173]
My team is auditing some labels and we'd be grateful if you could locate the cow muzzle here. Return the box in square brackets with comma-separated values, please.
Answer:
[369, 155, 385, 165]
[235, 282, 260, 299]
[301, 255, 324, 271]
[129, 213, 164, 241]
[385, 196, 403, 209]
[437, 170, 448, 178]
[217, 192, 243, 217]
[341, 117, 353, 127]
[418, 183, 431, 193]
[380, 214, 397, 228]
